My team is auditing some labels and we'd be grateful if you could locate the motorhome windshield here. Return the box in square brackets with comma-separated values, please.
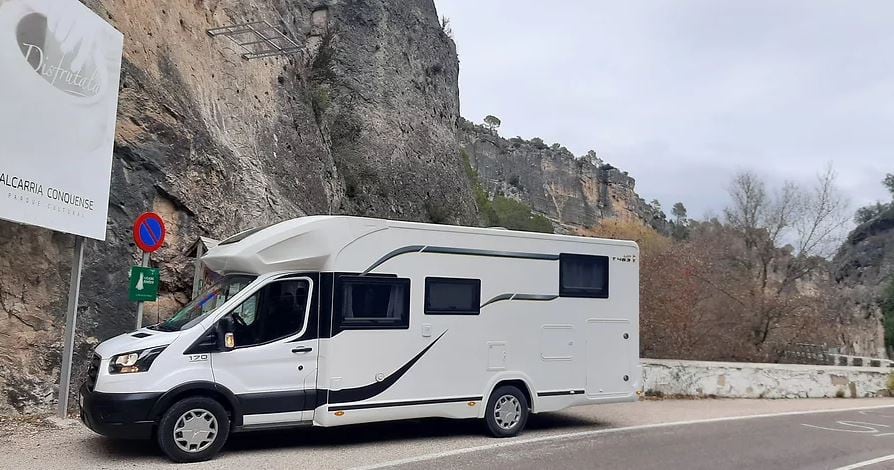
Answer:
[152, 275, 257, 332]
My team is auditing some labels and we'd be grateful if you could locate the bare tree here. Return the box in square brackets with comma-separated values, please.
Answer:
[793, 165, 851, 258]
[723, 167, 849, 350]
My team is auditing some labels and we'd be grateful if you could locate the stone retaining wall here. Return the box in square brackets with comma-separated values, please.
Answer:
[642, 359, 893, 399]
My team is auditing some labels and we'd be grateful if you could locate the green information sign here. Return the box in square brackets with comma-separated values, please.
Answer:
[129, 266, 160, 302]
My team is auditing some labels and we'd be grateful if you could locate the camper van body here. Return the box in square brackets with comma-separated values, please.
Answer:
[80, 216, 640, 461]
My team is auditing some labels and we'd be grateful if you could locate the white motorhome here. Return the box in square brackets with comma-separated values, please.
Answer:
[79, 216, 640, 462]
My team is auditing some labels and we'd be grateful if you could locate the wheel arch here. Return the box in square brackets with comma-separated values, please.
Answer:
[481, 374, 536, 418]
[150, 381, 243, 427]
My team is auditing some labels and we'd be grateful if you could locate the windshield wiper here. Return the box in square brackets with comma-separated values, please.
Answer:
[151, 323, 178, 332]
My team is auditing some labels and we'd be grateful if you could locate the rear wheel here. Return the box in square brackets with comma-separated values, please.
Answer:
[484, 385, 529, 437]
[157, 396, 230, 463]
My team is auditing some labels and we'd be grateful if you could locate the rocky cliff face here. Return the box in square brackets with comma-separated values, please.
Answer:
[835, 206, 894, 289]
[833, 206, 894, 356]
[0, 0, 475, 413]
[459, 120, 667, 233]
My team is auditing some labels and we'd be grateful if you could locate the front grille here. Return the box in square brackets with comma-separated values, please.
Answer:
[85, 354, 100, 391]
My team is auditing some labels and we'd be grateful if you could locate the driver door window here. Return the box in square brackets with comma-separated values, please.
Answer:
[229, 279, 309, 348]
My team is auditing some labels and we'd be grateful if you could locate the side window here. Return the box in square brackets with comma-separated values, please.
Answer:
[425, 277, 480, 315]
[559, 253, 609, 298]
[335, 276, 410, 330]
[229, 279, 310, 347]
[231, 294, 258, 325]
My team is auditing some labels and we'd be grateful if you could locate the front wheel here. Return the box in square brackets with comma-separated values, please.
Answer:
[484, 385, 529, 437]
[156, 396, 230, 463]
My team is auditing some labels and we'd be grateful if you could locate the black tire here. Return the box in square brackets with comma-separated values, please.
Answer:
[156, 396, 230, 463]
[484, 385, 529, 437]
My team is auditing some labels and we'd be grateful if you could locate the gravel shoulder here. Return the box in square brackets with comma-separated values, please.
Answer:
[1, 398, 891, 469]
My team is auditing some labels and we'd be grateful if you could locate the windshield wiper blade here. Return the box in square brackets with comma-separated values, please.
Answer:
[151, 323, 177, 332]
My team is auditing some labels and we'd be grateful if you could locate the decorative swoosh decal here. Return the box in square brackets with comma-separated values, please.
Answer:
[362, 245, 425, 275]
[480, 293, 558, 309]
[328, 330, 448, 404]
[362, 245, 559, 274]
[480, 293, 514, 308]
[421, 246, 559, 261]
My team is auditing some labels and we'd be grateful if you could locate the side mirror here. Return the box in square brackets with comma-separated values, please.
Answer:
[217, 317, 235, 351]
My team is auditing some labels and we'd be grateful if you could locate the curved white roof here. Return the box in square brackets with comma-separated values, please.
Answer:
[201, 216, 638, 275]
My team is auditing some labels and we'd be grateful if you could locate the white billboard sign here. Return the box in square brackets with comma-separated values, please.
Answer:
[0, 0, 123, 240]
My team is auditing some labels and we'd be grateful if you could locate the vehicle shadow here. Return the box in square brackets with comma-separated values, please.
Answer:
[225, 412, 603, 451]
[87, 412, 604, 461]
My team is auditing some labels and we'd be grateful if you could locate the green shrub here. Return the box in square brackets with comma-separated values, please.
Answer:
[491, 196, 553, 233]
[461, 150, 552, 233]
[462, 150, 498, 226]
[425, 200, 451, 224]
[887, 373, 894, 393]
[310, 87, 331, 124]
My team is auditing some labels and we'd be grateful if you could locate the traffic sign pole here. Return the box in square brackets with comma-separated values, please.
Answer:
[57, 235, 84, 418]
[135, 251, 150, 330]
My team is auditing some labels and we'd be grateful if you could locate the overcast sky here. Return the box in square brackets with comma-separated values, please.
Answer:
[434, 0, 893, 219]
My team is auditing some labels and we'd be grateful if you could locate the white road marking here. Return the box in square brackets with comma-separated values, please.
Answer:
[859, 410, 894, 418]
[352, 404, 894, 470]
[832, 454, 894, 470]
[802, 421, 890, 434]
[844, 421, 891, 428]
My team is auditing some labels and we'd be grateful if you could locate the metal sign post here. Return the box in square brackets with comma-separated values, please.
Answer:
[134, 251, 150, 329]
[57, 236, 85, 418]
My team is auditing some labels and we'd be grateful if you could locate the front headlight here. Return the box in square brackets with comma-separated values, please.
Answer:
[109, 346, 167, 374]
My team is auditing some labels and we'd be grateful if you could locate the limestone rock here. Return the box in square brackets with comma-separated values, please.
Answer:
[458, 119, 668, 233]
[832, 205, 894, 356]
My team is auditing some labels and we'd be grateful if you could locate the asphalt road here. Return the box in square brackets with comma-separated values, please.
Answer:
[386, 407, 894, 470]
[2, 398, 893, 469]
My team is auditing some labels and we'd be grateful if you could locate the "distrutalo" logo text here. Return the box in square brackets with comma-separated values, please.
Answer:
[20, 42, 101, 97]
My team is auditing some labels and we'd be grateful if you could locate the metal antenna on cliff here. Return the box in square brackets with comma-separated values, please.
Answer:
[207, 20, 303, 60]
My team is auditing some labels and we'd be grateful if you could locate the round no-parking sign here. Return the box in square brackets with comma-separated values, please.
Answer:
[133, 212, 166, 253]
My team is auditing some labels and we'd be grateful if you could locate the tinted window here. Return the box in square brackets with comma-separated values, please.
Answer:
[425, 277, 480, 315]
[559, 254, 609, 298]
[229, 279, 310, 347]
[155, 275, 256, 331]
[336, 276, 410, 330]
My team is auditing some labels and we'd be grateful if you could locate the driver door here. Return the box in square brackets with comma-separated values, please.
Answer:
[211, 276, 319, 426]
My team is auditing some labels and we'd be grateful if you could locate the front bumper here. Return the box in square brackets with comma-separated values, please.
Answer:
[78, 383, 162, 440]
